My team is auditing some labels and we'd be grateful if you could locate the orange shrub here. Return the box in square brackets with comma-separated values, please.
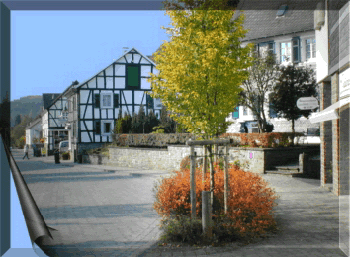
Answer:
[154, 164, 278, 238]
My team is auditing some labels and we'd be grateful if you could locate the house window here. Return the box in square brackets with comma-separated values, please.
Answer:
[243, 106, 248, 116]
[126, 65, 140, 88]
[306, 38, 316, 60]
[292, 37, 301, 63]
[280, 42, 291, 63]
[269, 94, 277, 118]
[146, 94, 154, 109]
[232, 107, 239, 119]
[102, 121, 113, 135]
[276, 5, 288, 17]
[258, 42, 275, 57]
[101, 92, 112, 108]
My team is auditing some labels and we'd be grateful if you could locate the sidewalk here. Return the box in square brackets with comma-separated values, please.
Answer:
[13, 149, 349, 257]
[141, 175, 348, 257]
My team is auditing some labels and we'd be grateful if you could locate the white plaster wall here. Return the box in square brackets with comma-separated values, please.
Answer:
[315, 6, 328, 83]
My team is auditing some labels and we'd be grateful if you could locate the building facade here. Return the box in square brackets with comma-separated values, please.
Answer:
[25, 117, 42, 148]
[42, 48, 161, 161]
[310, 0, 349, 197]
[226, 0, 320, 134]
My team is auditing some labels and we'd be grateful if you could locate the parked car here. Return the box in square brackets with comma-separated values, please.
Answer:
[239, 121, 274, 133]
[59, 141, 69, 153]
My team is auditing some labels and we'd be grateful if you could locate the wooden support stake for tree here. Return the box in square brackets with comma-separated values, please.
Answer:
[203, 145, 207, 182]
[224, 145, 229, 214]
[202, 191, 212, 241]
[213, 144, 217, 163]
[190, 146, 196, 219]
[208, 145, 214, 219]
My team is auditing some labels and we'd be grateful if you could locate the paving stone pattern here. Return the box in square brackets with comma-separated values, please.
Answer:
[12, 149, 349, 257]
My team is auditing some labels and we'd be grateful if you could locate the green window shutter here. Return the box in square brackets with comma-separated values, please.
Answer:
[95, 121, 101, 135]
[127, 65, 140, 88]
[292, 37, 301, 63]
[232, 107, 239, 119]
[94, 94, 100, 108]
[114, 94, 119, 108]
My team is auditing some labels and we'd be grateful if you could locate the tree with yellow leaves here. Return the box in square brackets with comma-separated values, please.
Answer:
[149, 9, 253, 138]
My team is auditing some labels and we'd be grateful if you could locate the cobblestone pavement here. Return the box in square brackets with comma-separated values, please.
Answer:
[142, 175, 349, 257]
[13, 150, 169, 257]
[12, 149, 349, 257]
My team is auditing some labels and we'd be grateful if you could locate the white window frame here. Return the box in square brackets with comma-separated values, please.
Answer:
[101, 120, 113, 135]
[280, 41, 291, 63]
[305, 38, 316, 61]
[100, 91, 113, 109]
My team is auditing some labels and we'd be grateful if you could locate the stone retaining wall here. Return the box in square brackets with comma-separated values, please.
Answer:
[82, 154, 109, 165]
[107, 145, 320, 174]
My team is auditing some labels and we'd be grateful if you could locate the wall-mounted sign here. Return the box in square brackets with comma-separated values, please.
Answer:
[340, 68, 350, 99]
[296, 97, 319, 110]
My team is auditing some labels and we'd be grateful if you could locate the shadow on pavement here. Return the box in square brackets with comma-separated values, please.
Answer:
[39, 240, 153, 257]
[40, 203, 158, 220]
[21, 172, 135, 184]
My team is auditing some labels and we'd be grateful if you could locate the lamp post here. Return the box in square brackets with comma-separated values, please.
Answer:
[57, 100, 74, 157]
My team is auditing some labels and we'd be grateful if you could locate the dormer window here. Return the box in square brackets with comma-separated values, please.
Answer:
[276, 5, 288, 17]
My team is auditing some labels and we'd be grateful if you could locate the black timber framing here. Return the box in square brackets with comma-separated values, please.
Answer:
[76, 50, 158, 145]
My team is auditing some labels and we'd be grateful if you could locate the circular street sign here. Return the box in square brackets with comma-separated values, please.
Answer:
[296, 97, 319, 110]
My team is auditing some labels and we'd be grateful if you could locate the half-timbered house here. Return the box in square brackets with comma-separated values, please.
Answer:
[43, 48, 161, 161]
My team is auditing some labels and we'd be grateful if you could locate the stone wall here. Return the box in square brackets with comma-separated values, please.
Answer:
[108, 145, 203, 171]
[82, 154, 109, 165]
[107, 145, 320, 174]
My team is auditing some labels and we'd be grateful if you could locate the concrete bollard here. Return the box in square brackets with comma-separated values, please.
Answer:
[202, 191, 212, 241]
[299, 152, 309, 174]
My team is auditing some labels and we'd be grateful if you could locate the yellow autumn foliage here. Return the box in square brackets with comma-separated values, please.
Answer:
[149, 10, 253, 137]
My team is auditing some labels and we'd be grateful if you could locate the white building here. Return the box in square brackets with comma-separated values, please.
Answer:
[25, 117, 42, 147]
[226, 0, 320, 134]
[42, 48, 161, 161]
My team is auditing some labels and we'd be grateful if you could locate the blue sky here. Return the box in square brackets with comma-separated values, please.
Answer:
[11, 11, 171, 101]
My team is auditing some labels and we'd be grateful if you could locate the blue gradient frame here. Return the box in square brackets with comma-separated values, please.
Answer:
[0, 1, 163, 256]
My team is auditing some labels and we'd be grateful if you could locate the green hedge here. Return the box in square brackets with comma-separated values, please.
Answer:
[112, 133, 195, 148]
[220, 132, 305, 148]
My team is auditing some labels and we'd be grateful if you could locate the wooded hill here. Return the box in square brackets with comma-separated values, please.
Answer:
[11, 95, 43, 127]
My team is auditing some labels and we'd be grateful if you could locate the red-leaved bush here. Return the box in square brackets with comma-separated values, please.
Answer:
[153, 164, 278, 239]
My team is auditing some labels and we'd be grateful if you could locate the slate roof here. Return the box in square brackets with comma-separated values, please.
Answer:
[26, 117, 42, 130]
[43, 93, 60, 109]
[234, 0, 319, 42]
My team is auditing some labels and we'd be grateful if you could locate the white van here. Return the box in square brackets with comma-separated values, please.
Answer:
[59, 141, 69, 153]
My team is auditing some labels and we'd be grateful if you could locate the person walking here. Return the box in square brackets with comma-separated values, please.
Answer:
[23, 144, 30, 160]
